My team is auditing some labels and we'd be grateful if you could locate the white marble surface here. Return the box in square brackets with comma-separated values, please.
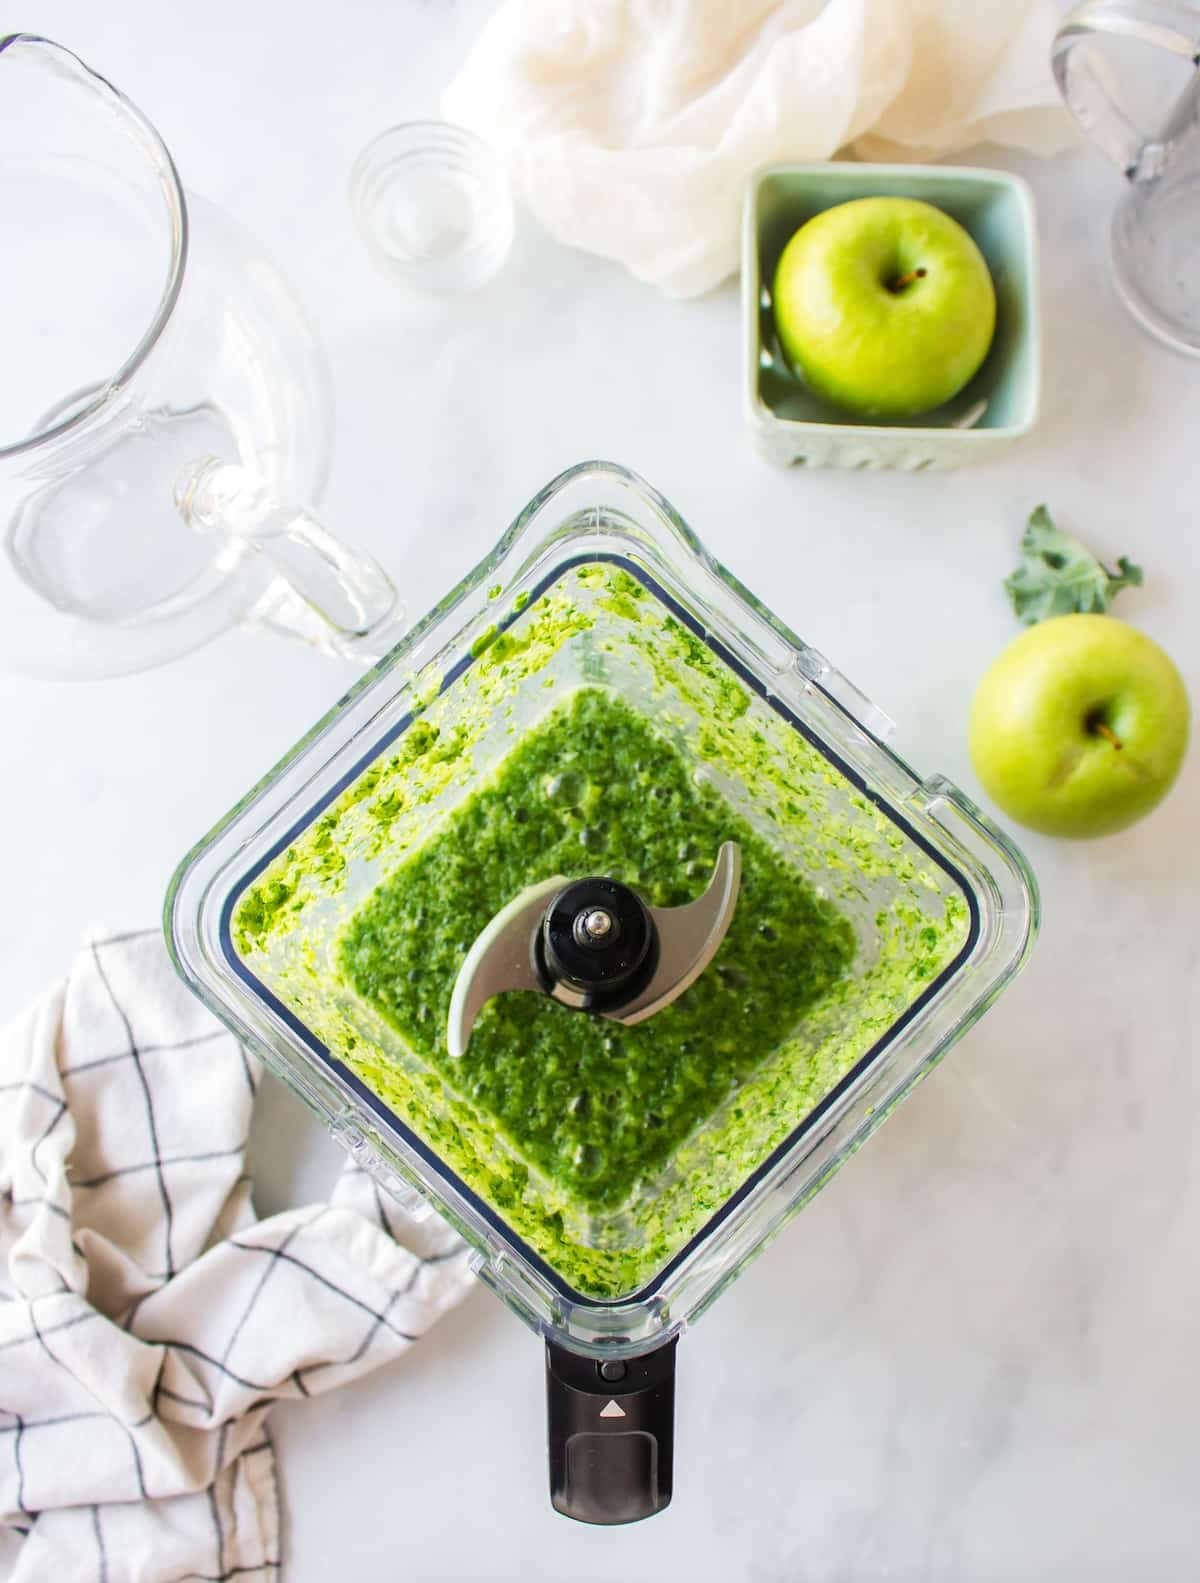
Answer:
[5, 3, 1199, 1579]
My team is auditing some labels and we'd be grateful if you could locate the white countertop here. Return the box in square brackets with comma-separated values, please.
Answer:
[7, 3, 1199, 1579]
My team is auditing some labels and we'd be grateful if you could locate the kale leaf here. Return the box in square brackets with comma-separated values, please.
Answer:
[1005, 505, 1143, 625]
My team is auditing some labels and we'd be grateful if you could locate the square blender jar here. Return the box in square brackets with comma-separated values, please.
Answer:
[167, 460, 1038, 1524]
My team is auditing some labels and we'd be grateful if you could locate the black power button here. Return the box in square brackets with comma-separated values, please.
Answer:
[599, 1358, 628, 1383]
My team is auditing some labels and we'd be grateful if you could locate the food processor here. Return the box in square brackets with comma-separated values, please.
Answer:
[167, 460, 1037, 1525]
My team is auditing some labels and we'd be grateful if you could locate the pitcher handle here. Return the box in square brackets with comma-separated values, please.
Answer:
[1053, 0, 1200, 176]
[176, 458, 404, 662]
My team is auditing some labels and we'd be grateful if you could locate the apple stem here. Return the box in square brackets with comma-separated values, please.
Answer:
[888, 267, 927, 294]
[1092, 721, 1123, 751]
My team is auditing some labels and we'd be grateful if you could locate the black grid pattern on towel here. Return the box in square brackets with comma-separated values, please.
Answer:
[1, 929, 463, 1578]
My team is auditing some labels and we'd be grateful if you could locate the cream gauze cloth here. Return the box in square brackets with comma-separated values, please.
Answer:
[442, 0, 1075, 296]
[0, 930, 473, 1582]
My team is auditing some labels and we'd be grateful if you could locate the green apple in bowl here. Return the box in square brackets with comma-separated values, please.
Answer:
[772, 197, 996, 419]
[969, 614, 1190, 838]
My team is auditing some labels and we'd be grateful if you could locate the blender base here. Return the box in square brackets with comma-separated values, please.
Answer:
[545, 1335, 677, 1525]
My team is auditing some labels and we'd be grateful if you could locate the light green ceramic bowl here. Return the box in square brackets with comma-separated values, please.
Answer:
[743, 164, 1041, 471]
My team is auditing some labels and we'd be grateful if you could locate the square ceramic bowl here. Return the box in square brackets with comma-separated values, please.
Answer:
[743, 163, 1041, 471]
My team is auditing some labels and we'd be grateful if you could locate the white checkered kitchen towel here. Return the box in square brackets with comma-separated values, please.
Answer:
[0, 929, 475, 1581]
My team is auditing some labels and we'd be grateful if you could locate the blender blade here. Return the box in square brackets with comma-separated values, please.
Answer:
[446, 840, 741, 1055]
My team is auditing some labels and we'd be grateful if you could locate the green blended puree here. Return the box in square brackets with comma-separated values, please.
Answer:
[337, 688, 856, 1259]
[235, 564, 972, 1302]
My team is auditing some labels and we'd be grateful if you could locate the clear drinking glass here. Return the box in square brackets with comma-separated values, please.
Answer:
[1053, 1, 1200, 355]
[0, 34, 402, 679]
[349, 121, 514, 292]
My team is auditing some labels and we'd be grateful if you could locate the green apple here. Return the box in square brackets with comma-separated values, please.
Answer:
[969, 615, 1190, 838]
[772, 197, 996, 419]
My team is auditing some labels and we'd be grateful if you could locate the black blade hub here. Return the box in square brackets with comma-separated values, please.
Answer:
[538, 876, 658, 1010]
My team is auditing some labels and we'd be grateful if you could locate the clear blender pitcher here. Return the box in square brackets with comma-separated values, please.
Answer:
[168, 460, 1038, 1524]
[0, 35, 400, 679]
[1053, 1, 1200, 354]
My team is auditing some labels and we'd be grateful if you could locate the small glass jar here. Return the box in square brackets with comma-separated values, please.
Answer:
[349, 120, 514, 292]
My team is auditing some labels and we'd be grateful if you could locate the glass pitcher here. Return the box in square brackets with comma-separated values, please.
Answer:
[1053, 1, 1200, 355]
[0, 34, 401, 679]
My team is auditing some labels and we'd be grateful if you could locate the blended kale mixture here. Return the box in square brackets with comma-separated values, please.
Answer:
[338, 688, 856, 1212]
